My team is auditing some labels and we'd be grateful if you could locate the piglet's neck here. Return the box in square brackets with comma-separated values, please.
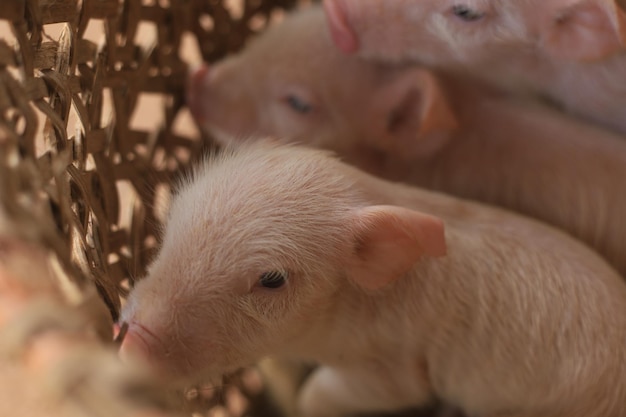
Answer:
[437, 71, 508, 104]
[414, 71, 626, 209]
[387, 73, 543, 206]
[290, 263, 437, 368]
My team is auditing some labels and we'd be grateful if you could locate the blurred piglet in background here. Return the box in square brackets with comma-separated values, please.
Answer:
[119, 142, 626, 417]
[322, 0, 626, 135]
[187, 6, 626, 277]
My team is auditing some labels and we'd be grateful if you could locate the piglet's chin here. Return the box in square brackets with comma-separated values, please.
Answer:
[119, 322, 216, 384]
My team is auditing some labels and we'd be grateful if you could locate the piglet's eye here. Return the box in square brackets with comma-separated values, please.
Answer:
[259, 271, 287, 289]
[451, 4, 485, 21]
[285, 94, 313, 114]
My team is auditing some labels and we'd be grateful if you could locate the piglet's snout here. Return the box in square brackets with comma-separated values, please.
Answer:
[186, 64, 211, 122]
[119, 321, 167, 366]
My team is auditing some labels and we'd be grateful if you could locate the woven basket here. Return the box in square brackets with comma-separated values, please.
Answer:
[0, 0, 303, 415]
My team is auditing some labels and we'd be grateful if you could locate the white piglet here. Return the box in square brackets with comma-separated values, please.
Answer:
[323, 0, 626, 135]
[187, 7, 626, 278]
[121, 142, 626, 417]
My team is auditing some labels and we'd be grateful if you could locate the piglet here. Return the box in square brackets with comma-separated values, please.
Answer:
[323, 0, 626, 135]
[187, 6, 626, 278]
[120, 141, 626, 417]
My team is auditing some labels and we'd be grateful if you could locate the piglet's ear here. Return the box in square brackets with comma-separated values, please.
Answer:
[542, 0, 626, 61]
[323, 0, 359, 53]
[347, 205, 446, 291]
[373, 69, 458, 159]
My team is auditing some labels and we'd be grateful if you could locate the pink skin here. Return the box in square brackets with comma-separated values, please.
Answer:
[187, 64, 211, 124]
[187, 6, 626, 278]
[323, 0, 626, 135]
[119, 141, 626, 417]
[186, 7, 416, 178]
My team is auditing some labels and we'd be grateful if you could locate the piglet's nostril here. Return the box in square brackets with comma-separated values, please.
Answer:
[186, 64, 211, 122]
[114, 321, 129, 346]
[189, 64, 210, 88]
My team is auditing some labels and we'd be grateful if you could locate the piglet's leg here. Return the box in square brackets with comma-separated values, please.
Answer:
[297, 365, 433, 417]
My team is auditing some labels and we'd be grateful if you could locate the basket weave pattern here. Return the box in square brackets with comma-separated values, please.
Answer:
[0, 0, 298, 319]
[0, 0, 299, 415]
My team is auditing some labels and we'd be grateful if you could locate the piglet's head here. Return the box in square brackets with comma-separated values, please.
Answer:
[323, 0, 504, 66]
[119, 142, 445, 384]
[324, 0, 626, 65]
[186, 6, 396, 154]
[187, 6, 458, 179]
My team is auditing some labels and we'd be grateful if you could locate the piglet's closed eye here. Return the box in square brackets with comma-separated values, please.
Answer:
[347, 205, 446, 291]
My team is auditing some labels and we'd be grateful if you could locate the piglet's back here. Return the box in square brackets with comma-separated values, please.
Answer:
[342, 163, 626, 415]
[417, 228, 626, 415]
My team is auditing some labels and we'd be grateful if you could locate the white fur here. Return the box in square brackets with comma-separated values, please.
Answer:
[328, 0, 626, 134]
[121, 141, 626, 417]
[189, 6, 626, 278]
